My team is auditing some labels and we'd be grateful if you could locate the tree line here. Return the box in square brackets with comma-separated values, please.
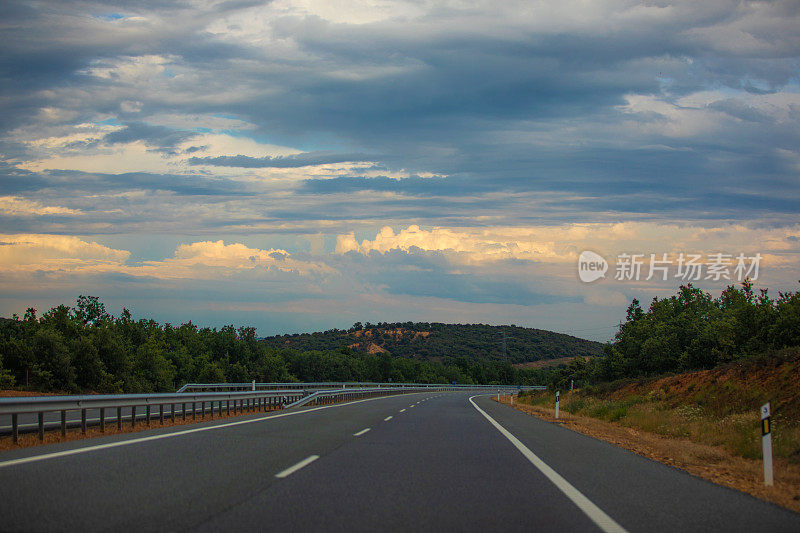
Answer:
[547, 281, 800, 389]
[263, 321, 602, 363]
[0, 296, 546, 393]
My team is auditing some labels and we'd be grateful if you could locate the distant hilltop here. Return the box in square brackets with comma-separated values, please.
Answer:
[261, 322, 604, 364]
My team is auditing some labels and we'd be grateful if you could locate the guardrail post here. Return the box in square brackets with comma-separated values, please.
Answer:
[100, 408, 105, 432]
[38, 412, 44, 440]
[117, 407, 122, 429]
[192, 402, 197, 420]
[159, 404, 164, 424]
[131, 405, 136, 427]
[182, 403, 186, 421]
[81, 409, 87, 434]
[146, 405, 151, 426]
[12, 413, 18, 443]
[61, 410, 67, 436]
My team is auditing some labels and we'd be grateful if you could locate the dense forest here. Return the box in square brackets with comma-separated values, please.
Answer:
[548, 281, 800, 388]
[4, 281, 795, 394]
[262, 322, 602, 362]
[0, 296, 552, 393]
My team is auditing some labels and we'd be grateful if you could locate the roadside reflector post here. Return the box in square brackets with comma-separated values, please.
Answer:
[497, 391, 500, 401]
[511, 394, 514, 406]
[761, 402, 774, 486]
[252, 379, 256, 391]
[555, 391, 560, 419]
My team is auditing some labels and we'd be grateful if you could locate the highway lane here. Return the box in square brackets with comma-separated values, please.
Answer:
[0, 392, 799, 532]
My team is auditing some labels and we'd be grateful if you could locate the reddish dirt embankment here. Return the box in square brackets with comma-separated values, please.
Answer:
[513, 356, 591, 370]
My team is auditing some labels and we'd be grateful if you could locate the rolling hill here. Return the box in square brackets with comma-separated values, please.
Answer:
[261, 322, 604, 364]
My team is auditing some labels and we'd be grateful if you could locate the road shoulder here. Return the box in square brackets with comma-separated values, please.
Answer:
[494, 395, 800, 514]
[473, 395, 800, 532]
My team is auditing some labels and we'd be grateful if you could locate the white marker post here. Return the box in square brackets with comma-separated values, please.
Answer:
[251, 379, 256, 391]
[555, 391, 560, 419]
[761, 402, 773, 486]
[510, 394, 514, 406]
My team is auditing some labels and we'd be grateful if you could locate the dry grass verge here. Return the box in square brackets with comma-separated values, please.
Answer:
[495, 395, 800, 514]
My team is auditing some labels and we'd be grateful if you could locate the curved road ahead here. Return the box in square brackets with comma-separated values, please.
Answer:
[0, 392, 798, 532]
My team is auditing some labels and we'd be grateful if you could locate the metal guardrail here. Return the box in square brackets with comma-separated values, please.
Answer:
[0, 388, 381, 443]
[283, 386, 420, 410]
[177, 382, 546, 393]
[0, 382, 545, 443]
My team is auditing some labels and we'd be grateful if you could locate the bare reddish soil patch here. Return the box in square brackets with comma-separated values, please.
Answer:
[1, 390, 61, 397]
[513, 356, 592, 370]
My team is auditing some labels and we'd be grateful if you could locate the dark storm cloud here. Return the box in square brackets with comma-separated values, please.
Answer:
[189, 152, 371, 168]
[300, 175, 463, 195]
[331, 249, 579, 306]
[0, 0, 799, 226]
[6, 167, 250, 197]
[104, 122, 198, 152]
[0, 162, 51, 193]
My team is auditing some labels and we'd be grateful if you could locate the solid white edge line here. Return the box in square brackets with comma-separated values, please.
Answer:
[0, 394, 400, 469]
[468, 395, 628, 533]
[353, 427, 371, 436]
[275, 455, 319, 478]
[384, 416, 393, 421]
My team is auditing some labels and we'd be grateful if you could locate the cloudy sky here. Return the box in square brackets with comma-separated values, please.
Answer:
[1, 0, 798, 341]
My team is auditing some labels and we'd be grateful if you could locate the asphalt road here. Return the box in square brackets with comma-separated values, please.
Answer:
[0, 392, 798, 532]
